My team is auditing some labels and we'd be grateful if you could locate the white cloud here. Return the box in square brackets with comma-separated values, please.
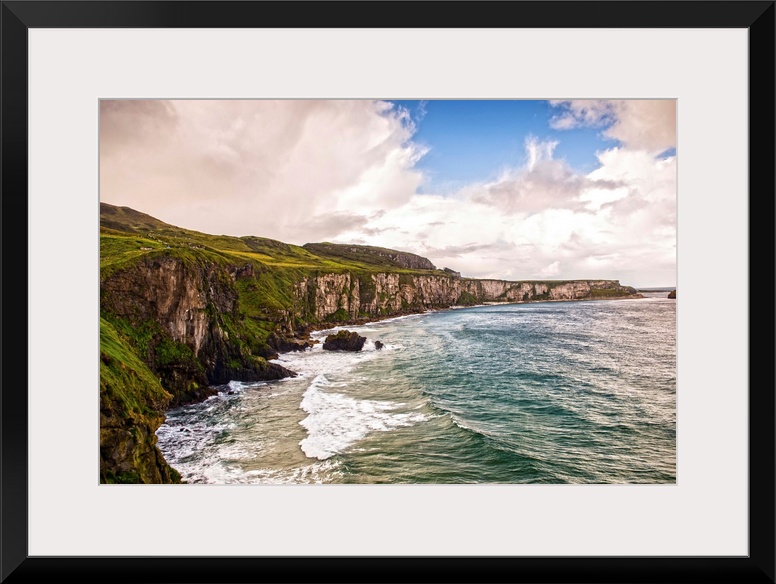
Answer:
[100, 99, 422, 242]
[101, 99, 676, 287]
[539, 261, 562, 278]
[550, 100, 676, 153]
[470, 136, 622, 215]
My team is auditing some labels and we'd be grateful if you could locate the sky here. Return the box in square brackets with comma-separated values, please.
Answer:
[100, 99, 676, 288]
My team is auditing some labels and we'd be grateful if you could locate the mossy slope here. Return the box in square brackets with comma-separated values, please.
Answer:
[100, 317, 180, 484]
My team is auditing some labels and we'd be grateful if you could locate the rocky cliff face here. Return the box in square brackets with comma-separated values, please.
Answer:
[101, 255, 294, 406]
[100, 318, 181, 484]
[103, 256, 231, 360]
[101, 257, 639, 397]
[290, 273, 641, 324]
[100, 256, 299, 484]
[100, 401, 179, 484]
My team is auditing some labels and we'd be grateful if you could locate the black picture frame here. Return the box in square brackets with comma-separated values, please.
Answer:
[2, 2, 773, 582]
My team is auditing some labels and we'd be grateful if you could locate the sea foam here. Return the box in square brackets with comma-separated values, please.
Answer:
[298, 374, 428, 460]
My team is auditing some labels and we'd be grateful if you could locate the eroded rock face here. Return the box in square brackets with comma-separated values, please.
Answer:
[549, 281, 593, 299]
[102, 256, 224, 357]
[100, 320, 182, 484]
[101, 255, 295, 405]
[100, 410, 180, 484]
[322, 330, 367, 351]
[291, 274, 642, 323]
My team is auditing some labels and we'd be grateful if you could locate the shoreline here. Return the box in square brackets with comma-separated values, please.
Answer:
[164, 292, 647, 411]
[292, 292, 646, 344]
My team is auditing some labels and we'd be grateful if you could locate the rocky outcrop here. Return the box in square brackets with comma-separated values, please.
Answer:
[267, 332, 313, 354]
[322, 330, 367, 351]
[100, 405, 179, 484]
[374, 341, 384, 350]
[101, 255, 295, 406]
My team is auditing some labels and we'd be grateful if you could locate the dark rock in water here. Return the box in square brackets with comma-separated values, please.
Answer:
[323, 330, 366, 351]
[374, 340, 384, 350]
[212, 359, 296, 386]
[258, 348, 280, 361]
[227, 390, 235, 395]
[267, 332, 313, 353]
[667, 290, 676, 299]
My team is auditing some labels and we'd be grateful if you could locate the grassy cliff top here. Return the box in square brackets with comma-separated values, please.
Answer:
[303, 242, 437, 271]
[100, 202, 448, 276]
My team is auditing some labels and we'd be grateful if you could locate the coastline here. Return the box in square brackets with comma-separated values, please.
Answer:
[161, 292, 649, 404]
[157, 290, 675, 485]
[289, 292, 646, 347]
[151, 289, 654, 484]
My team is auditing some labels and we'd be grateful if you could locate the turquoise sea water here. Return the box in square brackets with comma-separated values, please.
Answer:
[156, 294, 676, 484]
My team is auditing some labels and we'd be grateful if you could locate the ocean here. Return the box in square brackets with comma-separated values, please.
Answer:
[156, 293, 676, 484]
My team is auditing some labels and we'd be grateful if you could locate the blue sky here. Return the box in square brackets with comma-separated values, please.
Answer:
[392, 100, 619, 193]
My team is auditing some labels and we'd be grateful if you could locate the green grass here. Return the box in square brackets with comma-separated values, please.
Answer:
[325, 308, 350, 322]
[303, 242, 437, 271]
[154, 337, 201, 369]
[101, 202, 450, 281]
[100, 233, 164, 270]
[100, 317, 171, 418]
[456, 291, 479, 306]
[399, 273, 416, 287]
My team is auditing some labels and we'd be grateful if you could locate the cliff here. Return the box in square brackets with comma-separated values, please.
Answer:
[100, 317, 180, 483]
[99, 202, 642, 483]
[291, 272, 640, 323]
[101, 255, 295, 405]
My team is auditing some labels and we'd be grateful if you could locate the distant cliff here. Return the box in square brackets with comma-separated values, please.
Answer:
[99, 202, 643, 483]
[290, 272, 640, 325]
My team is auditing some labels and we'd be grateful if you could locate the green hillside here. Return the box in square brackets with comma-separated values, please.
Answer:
[100, 203, 445, 276]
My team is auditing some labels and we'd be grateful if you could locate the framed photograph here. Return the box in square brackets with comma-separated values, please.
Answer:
[3, 1, 773, 582]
